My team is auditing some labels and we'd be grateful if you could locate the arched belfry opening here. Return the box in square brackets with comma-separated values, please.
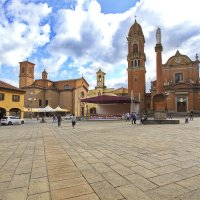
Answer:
[132, 43, 138, 53]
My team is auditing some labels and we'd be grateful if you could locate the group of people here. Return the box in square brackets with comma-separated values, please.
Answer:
[125, 112, 147, 124]
[53, 114, 77, 128]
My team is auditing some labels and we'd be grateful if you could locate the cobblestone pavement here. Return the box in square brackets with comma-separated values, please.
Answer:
[0, 118, 200, 200]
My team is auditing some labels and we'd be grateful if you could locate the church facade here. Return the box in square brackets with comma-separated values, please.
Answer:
[19, 61, 89, 116]
[127, 20, 200, 114]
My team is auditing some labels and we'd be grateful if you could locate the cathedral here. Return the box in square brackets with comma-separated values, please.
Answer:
[19, 61, 89, 116]
[127, 20, 200, 115]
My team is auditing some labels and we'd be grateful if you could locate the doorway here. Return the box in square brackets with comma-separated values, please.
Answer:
[176, 97, 187, 112]
[0, 108, 6, 119]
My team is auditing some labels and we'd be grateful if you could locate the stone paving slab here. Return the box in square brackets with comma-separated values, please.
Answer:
[0, 117, 200, 199]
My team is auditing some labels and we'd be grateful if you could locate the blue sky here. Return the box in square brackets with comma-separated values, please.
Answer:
[0, 0, 200, 91]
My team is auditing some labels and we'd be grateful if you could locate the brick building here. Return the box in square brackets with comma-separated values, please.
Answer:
[19, 61, 89, 117]
[127, 20, 200, 114]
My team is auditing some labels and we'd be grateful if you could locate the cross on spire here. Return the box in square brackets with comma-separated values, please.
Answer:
[176, 43, 179, 50]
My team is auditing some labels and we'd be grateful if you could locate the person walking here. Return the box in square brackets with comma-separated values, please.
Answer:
[131, 112, 137, 124]
[57, 114, 61, 127]
[125, 112, 130, 122]
[190, 110, 193, 120]
[71, 114, 77, 129]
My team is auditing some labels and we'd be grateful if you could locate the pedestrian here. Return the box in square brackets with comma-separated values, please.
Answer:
[130, 112, 134, 124]
[130, 112, 137, 124]
[185, 116, 189, 123]
[57, 114, 61, 127]
[140, 113, 147, 124]
[71, 114, 77, 129]
[53, 115, 56, 123]
[168, 112, 172, 119]
[190, 110, 193, 120]
[125, 112, 130, 122]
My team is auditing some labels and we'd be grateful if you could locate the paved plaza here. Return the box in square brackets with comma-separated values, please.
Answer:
[0, 118, 200, 200]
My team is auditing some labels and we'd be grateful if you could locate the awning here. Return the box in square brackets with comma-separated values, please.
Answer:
[54, 106, 70, 112]
[81, 95, 138, 104]
[43, 105, 55, 112]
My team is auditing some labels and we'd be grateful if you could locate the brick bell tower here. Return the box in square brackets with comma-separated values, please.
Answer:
[19, 61, 35, 88]
[127, 20, 146, 113]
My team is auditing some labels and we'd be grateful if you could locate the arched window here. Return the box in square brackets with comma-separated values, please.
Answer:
[132, 44, 138, 53]
[131, 61, 134, 67]
[138, 60, 140, 67]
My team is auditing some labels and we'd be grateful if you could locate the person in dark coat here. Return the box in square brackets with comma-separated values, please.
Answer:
[57, 114, 61, 126]
[130, 112, 137, 124]
[190, 110, 193, 120]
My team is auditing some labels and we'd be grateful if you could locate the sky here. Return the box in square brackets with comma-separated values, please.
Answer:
[0, 0, 200, 92]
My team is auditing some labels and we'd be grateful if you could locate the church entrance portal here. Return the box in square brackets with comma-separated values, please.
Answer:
[176, 97, 187, 112]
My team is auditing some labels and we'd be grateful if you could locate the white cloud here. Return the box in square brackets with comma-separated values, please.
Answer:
[43, 0, 134, 88]
[0, 0, 52, 67]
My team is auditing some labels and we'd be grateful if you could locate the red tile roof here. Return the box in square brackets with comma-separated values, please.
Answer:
[0, 80, 25, 93]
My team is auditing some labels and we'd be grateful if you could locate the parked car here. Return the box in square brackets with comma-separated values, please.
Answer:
[1, 116, 25, 125]
[63, 114, 73, 120]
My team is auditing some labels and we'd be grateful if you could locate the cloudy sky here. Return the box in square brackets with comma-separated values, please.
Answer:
[0, 0, 200, 92]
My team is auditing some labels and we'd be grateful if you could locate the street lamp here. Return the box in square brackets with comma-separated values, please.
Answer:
[28, 92, 36, 119]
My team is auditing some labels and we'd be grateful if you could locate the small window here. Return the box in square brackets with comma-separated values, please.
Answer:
[175, 73, 183, 83]
[12, 95, 20, 102]
[0, 93, 4, 101]
[45, 100, 48, 106]
[39, 99, 42, 106]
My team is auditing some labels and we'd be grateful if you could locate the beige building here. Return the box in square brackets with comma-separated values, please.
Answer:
[19, 61, 89, 117]
[86, 69, 129, 115]
[0, 80, 26, 118]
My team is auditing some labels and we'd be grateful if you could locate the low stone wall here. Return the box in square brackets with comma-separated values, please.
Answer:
[143, 119, 180, 125]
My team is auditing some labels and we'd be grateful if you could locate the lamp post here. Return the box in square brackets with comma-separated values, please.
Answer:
[28, 92, 36, 119]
